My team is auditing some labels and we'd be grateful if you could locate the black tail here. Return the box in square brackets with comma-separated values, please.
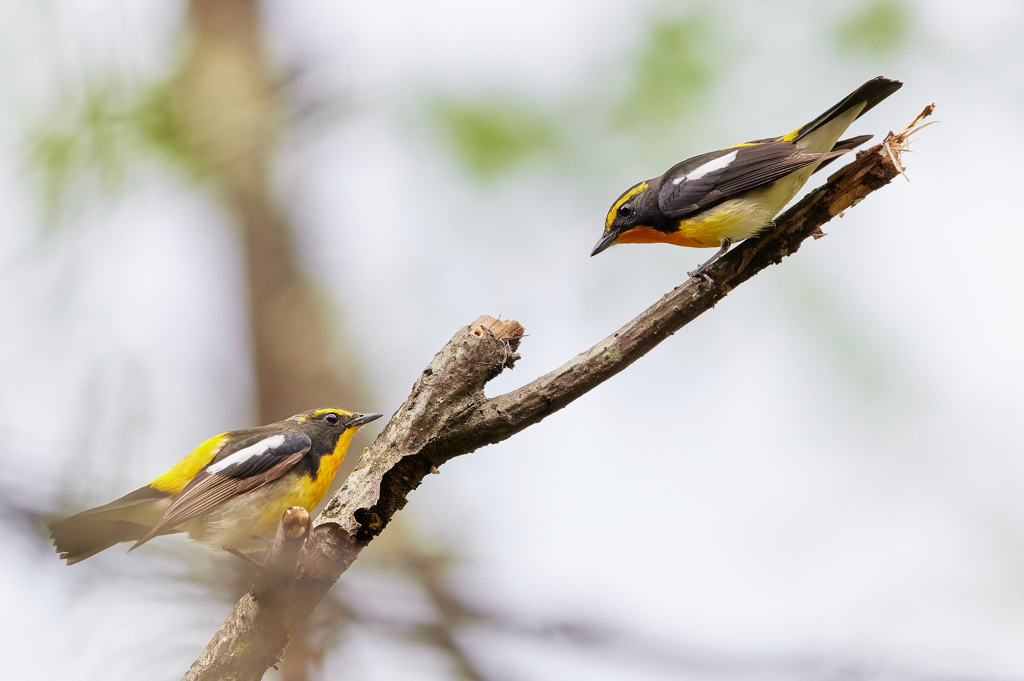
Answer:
[795, 76, 902, 142]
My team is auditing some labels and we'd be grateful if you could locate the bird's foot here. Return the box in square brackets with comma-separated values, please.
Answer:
[687, 238, 730, 290]
[687, 268, 714, 290]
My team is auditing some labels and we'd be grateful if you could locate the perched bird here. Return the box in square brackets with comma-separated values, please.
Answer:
[50, 408, 382, 565]
[591, 76, 902, 279]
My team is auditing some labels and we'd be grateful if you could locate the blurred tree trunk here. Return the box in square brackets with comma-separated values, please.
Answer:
[171, 1, 368, 678]
[174, 0, 364, 424]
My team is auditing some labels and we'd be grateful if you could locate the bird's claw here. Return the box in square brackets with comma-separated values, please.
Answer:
[687, 269, 714, 290]
[687, 238, 728, 291]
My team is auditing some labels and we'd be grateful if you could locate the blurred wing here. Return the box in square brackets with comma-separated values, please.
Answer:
[132, 431, 311, 548]
[657, 141, 844, 219]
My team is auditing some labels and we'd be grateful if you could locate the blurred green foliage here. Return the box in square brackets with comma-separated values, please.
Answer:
[615, 9, 717, 130]
[833, 0, 911, 57]
[432, 8, 720, 179]
[28, 77, 198, 221]
[431, 98, 559, 178]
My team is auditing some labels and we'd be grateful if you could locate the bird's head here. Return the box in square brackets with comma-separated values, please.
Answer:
[591, 180, 663, 256]
[292, 408, 383, 458]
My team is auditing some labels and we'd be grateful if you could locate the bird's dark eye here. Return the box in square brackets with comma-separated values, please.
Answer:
[325, 412, 340, 424]
[618, 204, 632, 218]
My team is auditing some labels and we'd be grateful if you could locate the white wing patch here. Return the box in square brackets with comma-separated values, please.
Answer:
[207, 433, 288, 474]
[672, 150, 739, 184]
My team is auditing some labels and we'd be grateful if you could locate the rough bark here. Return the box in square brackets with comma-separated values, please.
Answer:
[182, 108, 933, 681]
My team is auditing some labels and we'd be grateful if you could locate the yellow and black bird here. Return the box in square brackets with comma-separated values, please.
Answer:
[591, 76, 902, 278]
[50, 408, 382, 565]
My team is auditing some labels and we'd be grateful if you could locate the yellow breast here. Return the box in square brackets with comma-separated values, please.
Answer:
[252, 428, 358, 533]
[190, 428, 360, 550]
[675, 200, 775, 246]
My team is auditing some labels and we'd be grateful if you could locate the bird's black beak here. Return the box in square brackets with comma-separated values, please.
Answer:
[591, 230, 618, 257]
[348, 412, 384, 428]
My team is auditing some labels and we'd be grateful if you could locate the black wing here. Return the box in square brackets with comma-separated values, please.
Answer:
[131, 431, 312, 548]
[657, 141, 844, 219]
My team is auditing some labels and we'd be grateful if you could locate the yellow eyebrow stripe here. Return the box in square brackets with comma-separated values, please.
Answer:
[304, 408, 353, 420]
[606, 181, 648, 231]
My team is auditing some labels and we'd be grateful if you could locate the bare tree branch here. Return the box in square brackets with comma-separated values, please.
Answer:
[182, 107, 934, 681]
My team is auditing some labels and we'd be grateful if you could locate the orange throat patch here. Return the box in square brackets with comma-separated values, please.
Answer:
[611, 225, 711, 249]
